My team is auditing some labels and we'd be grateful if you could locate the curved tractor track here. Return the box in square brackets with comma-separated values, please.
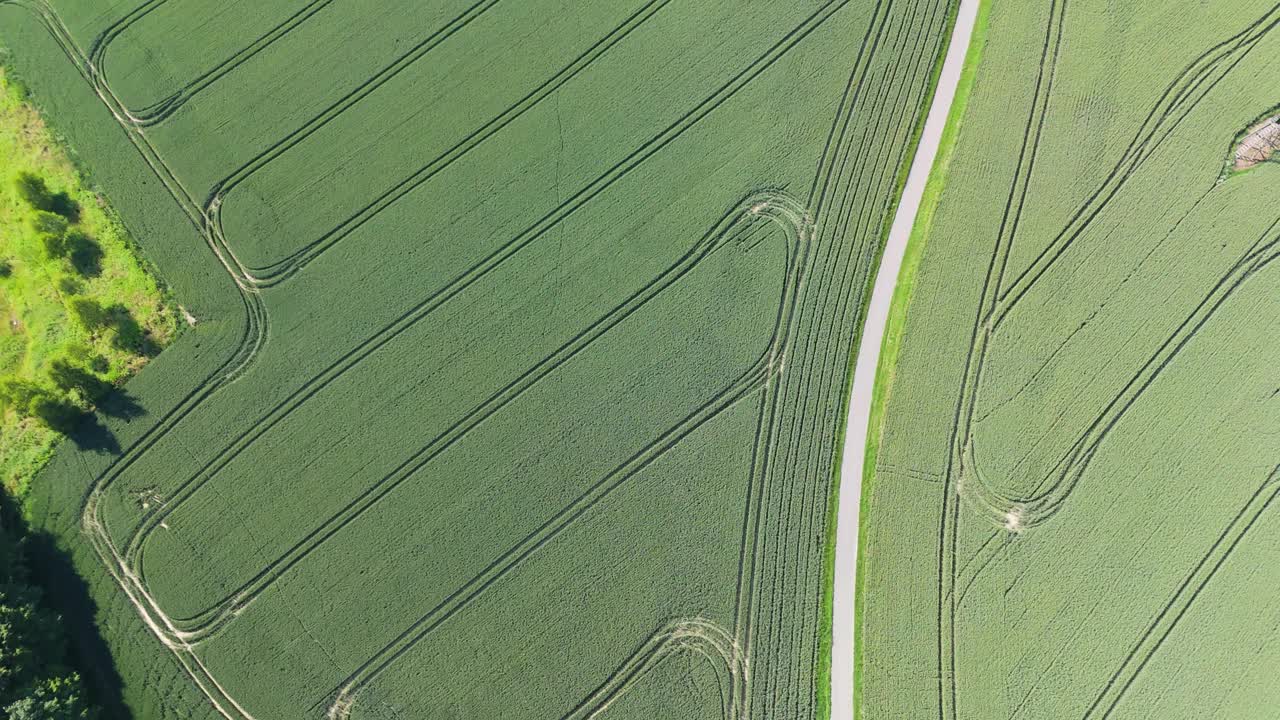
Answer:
[130, 190, 809, 646]
[560, 618, 748, 720]
[934, 2, 1280, 720]
[4, 0, 955, 716]
[89, 0, 340, 126]
[319, 191, 814, 720]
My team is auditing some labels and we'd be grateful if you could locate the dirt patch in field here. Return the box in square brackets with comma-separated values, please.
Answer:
[1234, 115, 1280, 170]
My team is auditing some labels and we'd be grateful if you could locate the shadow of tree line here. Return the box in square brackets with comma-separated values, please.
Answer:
[0, 489, 132, 719]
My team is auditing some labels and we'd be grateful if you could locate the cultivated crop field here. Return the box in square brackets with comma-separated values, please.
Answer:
[0, 1, 958, 718]
[861, 1, 1280, 718]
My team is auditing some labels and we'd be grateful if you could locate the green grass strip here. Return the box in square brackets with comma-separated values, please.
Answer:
[849, 0, 991, 717]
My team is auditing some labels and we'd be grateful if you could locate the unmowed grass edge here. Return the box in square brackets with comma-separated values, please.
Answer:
[845, 1, 990, 717]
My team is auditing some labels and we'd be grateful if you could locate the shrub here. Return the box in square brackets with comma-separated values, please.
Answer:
[64, 297, 107, 333]
[63, 230, 103, 278]
[106, 305, 157, 356]
[40, 233, 67, 261]
[0, 377, 43, 414]
[29, 211, 68, 238]
[54, 274, 82, 295]
[47, 358, 112, 405]
[14, 172, 52, 212]
[0, 259, 11, 278]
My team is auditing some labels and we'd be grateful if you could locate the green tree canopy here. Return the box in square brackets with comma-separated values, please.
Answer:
[13, 172, 52, 213]
[4, 674, 96, 720]
[28, 212, 67, 239]
[46, 359, 112, 406]
[63, 298, 107, 334]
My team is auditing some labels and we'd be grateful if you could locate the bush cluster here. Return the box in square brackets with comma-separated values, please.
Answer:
[0, 343, 115, 434]
[2, 174, 126, 436]
[16, 173, 99, 278]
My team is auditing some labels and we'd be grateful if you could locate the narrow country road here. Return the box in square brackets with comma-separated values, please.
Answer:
[828, 1, 980, 717]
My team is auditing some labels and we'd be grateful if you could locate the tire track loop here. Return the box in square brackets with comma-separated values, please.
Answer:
[559, 618, 747, 720]
[931, 3, 1280, 719]
[201, 0, 505, 286]
[90, 0, 341, 126]
[138, 191, 787, 643]
[957, 1, 1280, 526]
[118, 0, 838, 637]
[85, 0, 166, 68]
[321, 192, 814, 719]
[122, 0, 674, 592]
[220, 0, 673, 287]
[935, 2, 1071, 716]
[962, 218, 1280, 529]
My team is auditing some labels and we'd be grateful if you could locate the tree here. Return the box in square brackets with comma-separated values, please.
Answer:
[29, 212, 68, 239]
[63, 298, 107, 334]
[62, 231, 102, 278]
[0, 377, 43, 414]
[0, 586, 63, 701]
[4, 675, 96, 720]
[39, 234, 66, 262]
[14, 172, 52, 212]
[48, 192, 80, 223]
[46, 359, 112, 406]
[0, 531, 97, 719]
[59, 343, 106, 374]
[0, 259, 11, 278]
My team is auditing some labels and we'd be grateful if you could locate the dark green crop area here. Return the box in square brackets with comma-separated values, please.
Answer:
[0, 1, 956, 717]
[861, 1, 1280, 718]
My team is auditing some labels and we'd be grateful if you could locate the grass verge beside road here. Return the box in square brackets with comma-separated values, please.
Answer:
[851, 0, 990, 715]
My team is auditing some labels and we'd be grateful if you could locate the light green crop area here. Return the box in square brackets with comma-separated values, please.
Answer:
[0, 1, 957, 718]
[861, 1, 1280, 718]
[0, 66, 175, 496]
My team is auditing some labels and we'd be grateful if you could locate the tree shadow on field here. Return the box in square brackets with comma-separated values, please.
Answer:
[96, 387, 145, 423]
[105, 305, 160, 357]
[0, 493, 133, 720]
[66, 413, 121, 456]
[65, 387, 145, 456]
